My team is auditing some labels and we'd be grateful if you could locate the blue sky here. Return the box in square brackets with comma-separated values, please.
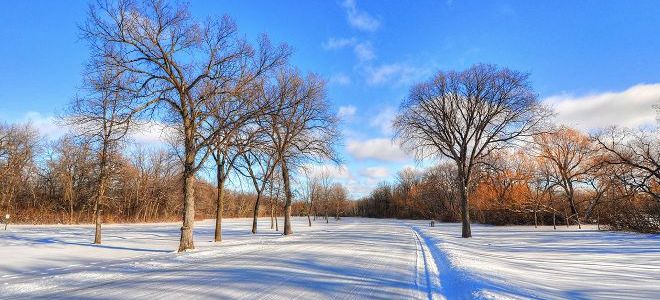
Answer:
[1, 0, 659, 196]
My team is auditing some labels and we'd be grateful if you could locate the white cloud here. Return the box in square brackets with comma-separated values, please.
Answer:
[322, 37, 357, 50]
[16, 112, 175, 147]
[544, 83, 660, 131]
[346, 138, 410, 162]
[338, 105, 357, 119]
[353, 42, 375, 62]
[300, 163, 352, 180]
[360, 166, 390, 179]
[341, 0, 380, 32]
[329, 73, 351, 86]
[21, 111, 69, 140]
[131, 121, 175, 145]
[369, 106, 396, 134]
[364, 63, 430, 86]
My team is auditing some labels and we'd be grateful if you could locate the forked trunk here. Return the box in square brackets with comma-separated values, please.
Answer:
[281, 160, 293, 235]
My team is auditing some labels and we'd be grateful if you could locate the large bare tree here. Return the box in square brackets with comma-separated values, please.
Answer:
[394, 64, 549, 237]
[265, 69, 339, 235]
[82, 0, 287, 251]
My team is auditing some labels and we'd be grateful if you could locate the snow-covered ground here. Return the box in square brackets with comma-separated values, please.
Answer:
[1, 218, 658, 299]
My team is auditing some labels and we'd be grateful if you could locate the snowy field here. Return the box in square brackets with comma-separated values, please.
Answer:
[1, 217, 659, 299]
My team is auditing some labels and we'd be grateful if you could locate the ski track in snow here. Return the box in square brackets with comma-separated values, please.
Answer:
[1, 218, 659, 299]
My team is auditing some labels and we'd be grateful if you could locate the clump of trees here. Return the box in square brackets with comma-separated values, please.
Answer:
[1, 0, 344, 252]
[71, 0, 341, 251]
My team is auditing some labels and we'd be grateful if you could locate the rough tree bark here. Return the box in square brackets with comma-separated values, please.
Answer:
[281, 159, 293, 235]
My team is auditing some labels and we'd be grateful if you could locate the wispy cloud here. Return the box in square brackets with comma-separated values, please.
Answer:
[363, 63, 430, 86]
[323, 38, 375, 62]
[341, 0, 380, 32]
[544, 83, 660, 131]
[338, 105, 357, 120]
[369, 106, 396, 135]
[346, 138, 410, 162]
[329, 73, 352, 86]
[322, 37, 358, 50]
[353, 41, 376, 62]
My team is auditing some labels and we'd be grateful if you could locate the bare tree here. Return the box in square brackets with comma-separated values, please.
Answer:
[65, 65, 135, 244]
[0, 123, 40, 227]
[265, 69, 339, 235]
[300, 168, 320, 226]
[595, 128, 660, 202]
[206, 70, 279, 241]
[534, 127, 599, 228]
[234, 126, 279, 234]
[394, 64, 550, 237]
[82, 0, 287, 251]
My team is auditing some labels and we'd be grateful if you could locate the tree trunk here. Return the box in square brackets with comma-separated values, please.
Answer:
[280, 160, 293, 235]
[459, 173, 472, 238]
[553, 211, 556, 230]
[93, 147, 108, 245]
[178, 162, 196, 252]
[93, 182, 104, 244]
[214, 173, 225, 242]
[270, 199, 275, 229]
[252, 192, 261, 234]
[567, 186, 581, 229]
[307, 199, 313, 227]
[534, 209, 538, 228]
